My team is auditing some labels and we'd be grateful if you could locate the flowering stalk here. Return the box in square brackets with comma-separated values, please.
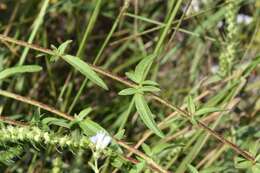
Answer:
[89, 132, 112, 173]
[219, 0, 239, 77]
[0, 126, 90, 149]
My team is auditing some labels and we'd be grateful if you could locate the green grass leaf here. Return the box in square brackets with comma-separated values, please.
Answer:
[195, 107, 223, 116]
[187, 96, 196, 114]
[0, 65, 42, 81]
[62, 55, 108, 90]
[134, 93, 164, 138]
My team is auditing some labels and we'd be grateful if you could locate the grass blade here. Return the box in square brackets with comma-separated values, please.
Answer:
[0, 65, 42, 81]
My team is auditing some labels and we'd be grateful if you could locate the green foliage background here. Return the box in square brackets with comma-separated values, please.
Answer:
[0, 0, 259, 172]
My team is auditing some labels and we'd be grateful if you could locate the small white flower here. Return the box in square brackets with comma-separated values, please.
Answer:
[90, 132, 111, 150]
[217, 21, 224, 28]
[237, 14, 253, 25]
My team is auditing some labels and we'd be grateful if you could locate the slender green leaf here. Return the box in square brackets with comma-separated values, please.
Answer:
[79, 118, 107, 136]
[134, 55, 154, 82]
[234, 157, 251, 169]
[70, 107, 92, 127]
[78, 107, 92, 120]
[58, 40, 72, 54]
[152, 143, 172, 154]
[114, 129, 125, 140]
[141, 80, 159, 86]
[0, 65, 42, 81]
[129, 160, 146, 173]
[119, 88, 138, 95]
[252, 163, 260, 173]
[256, 154, 260, 161]
[42, 117, 70, 128]
[140, 86, 160, 93]
[125, 71, 140, 83]
[188, 164, 199, 173]
[62, 55, 108, 90]
[195, 107, 223, 116]
[187, 96, 196, 114]
[141, 143, 152, 156]
[134, 93, 164, 138]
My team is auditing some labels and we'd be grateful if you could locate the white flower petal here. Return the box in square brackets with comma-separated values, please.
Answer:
[237, 14, 253, 25]
[90, 135, 98, 143]
[90, 132, 111, 150]
[101, 136, 112, 149]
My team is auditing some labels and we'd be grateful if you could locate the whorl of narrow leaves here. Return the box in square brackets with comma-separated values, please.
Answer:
[119, 55, 164, 137]
[0, 65, 42, 81]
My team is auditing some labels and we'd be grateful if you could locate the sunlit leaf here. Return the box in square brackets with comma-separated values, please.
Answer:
[141, 80, 159, 86]
[125, 71, 140, 83]
[62, 55, 108, 90]
[141, 143, 152, 156]
[234, 157, 251, 169]
[118, 88, 138, 95]
[79, 118, 107, 136]
[140, 86, 160, 93]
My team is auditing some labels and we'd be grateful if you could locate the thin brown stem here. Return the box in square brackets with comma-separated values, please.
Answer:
[0, 89, 74, 121]
[0, 89, 168, 173]
[0, 116, 164, 172]
[0, 115, 28, 126]
[0, 33, 255, 163]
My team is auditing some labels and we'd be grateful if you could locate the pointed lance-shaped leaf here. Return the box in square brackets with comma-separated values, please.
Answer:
[79, 118, 107, 136]
[118, 88, 138, 95]
[125, 71, 140, 83]
[141, 80, 159, 86]
[134, 55, 155, 82]
[0, 65, 42, 81]
[134, 93, 164, 138]
[62, 55, 108, 90]
[140, 86, 160, 93]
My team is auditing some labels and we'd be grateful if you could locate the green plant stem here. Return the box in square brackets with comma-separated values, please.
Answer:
[18, 0, 49, 66]
[0, 33, 255, 163]
[0, 92, 168, 173]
